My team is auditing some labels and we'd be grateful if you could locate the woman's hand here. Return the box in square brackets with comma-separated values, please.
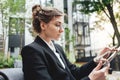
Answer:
[89, 61, 110, 80]
[93, 47, 115, 63]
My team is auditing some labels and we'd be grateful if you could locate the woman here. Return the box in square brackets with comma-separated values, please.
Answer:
[21, 4, 110, 80]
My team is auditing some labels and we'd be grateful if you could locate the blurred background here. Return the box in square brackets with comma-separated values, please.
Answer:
[0, 0, 120, 71]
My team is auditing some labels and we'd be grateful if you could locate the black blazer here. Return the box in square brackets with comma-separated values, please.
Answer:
[21, 36, 97, 80]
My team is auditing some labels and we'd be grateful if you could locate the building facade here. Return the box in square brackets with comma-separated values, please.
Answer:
[0, 0, 65, 58]
[0, 0, 109, 62]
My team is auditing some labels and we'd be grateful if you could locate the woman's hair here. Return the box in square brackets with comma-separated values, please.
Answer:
[32, 4, 64, 33]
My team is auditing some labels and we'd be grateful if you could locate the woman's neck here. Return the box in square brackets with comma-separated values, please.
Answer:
[39, 34, 51, 44]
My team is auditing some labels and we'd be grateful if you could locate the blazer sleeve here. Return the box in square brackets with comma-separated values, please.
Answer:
[81, 77, 90, 80]
[69, 60, 96, 80]
[56, 44, 96, 80]
[21, 46, 53, 80]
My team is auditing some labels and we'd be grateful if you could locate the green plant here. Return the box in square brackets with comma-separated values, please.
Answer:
[0, 57, 15, 68]
[0, 53, 23, 68]
[0, 51, 15, 68]
[64, 27, 75, 53]
[0, 51, 4, 62]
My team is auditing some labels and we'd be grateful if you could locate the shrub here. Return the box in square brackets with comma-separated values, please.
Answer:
[0, 57, 15, 68]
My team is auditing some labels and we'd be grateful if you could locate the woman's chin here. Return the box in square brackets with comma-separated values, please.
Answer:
[53, 37, 60, 41]
[55, 38, 59, 41]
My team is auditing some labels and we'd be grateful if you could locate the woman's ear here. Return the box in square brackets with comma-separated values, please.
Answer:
[40, 21, 46, 31]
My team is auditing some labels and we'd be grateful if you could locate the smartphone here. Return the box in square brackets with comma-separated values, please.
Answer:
[103, 50, 119, 67]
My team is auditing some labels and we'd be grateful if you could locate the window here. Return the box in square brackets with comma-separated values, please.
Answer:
[10, 47, 14, 53]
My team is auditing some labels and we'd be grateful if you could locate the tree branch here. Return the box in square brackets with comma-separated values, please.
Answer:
[97, 0, 111, 19]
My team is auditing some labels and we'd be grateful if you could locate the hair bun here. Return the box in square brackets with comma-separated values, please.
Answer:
[32, 5, 42, 12]
[32, 5, 42, 18]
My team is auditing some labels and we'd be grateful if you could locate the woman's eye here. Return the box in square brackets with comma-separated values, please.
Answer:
[56, 25, 60, 27]
[55, 24, 61, 27]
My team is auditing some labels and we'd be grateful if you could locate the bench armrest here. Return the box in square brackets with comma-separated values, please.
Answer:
[0, 68, 24, 80]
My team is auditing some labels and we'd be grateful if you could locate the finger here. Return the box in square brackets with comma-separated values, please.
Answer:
[100, 65, 110, 72]
[101, 62, 110, 72]
[99, 51, 111, 58]
[94, 61, 103, 71]
[100, 47, 110, 55]
[100, 58, 107, 62]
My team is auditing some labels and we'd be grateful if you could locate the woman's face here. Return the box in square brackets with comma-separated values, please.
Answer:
[41, 16, 64, 41]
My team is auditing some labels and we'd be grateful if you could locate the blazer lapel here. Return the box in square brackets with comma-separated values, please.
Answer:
[55, 46, 67, 68]
[55, 45, 76, 80]
[34, 36, 65, 69]
[46, 49, 65, 69]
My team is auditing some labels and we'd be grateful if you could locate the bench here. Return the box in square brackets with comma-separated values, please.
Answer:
[0, 68, 24, 80]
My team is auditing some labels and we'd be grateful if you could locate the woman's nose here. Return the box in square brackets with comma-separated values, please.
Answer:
[59, 27, 64, 33]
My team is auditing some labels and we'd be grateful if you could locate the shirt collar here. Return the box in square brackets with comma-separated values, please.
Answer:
[39, 36, 56, 52]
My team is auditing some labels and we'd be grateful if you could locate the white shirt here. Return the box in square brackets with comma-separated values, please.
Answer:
[40, 37, 65, 69]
